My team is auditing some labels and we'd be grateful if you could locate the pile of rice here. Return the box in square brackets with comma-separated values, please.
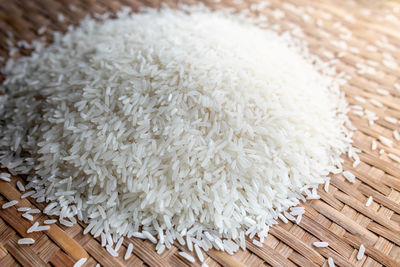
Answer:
[0, 5, 353, 257]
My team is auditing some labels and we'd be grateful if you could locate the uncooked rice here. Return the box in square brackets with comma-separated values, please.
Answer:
[179, 251, 195, 263]
[73, 258, 87, 267]
[388, 153, 400, 164]
[20, 191, 35, 199]
[16, 181, 25, 192]
[60, 218, 74, 227]
[343, 171, 355, 183]
[0, 172, 11, 182]
[157, 244, 166, 254]
[252, 240, 263, 247]
[124, 243, 134, 260]
[106, 245, 118, 257]
[27, 222, 39, 233]
[393, 130, 400, 141]
[34, 225, 51, 232]
[328, 257, 335, 267]
[369, 99, 383, 108]
[0, 4, 354, 258]
[44, 219, 57, 224]
[2, 200, 18, 209]
[26, 208, 41, 214]
[378, 136, 393, 147]
[355, 96, 366, 103]
[195, 243, 204, 262]
[115, 237, 124, 252]
[357, 244, 365, 260]
[17, 238, 35, 245]
[384, 116, 397, 124]
[365, 196, 373, 207]
[371, 140, 377, 150]
[17, 207, 31, 212]
[21, 213, 34, 221]
[313, 241, 329, 247]
[376, 88, 390, 96]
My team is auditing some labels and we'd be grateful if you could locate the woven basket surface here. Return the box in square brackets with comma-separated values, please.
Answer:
[1, 0, 400, 266]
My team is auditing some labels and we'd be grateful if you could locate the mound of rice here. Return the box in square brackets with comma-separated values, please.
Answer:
[0, 5, 353, 255]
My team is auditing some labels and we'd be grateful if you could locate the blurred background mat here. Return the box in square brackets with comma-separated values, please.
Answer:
[1, 0, 400, 266]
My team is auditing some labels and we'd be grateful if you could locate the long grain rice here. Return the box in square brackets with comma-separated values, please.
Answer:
[365, 196, 373, 207]
[18, 238, 35, 245]
[73, 258, 87, 267]
[313, 241, 329, 247]
[0, 5, 354, 256]
[22, 213, 34, 221]
[125, 243, 134, 260]
[179, 251, 195, 263]
[378, 136, 393, 147]
[2, 200, 18, 209]
[0, 172, 11, 182]
[343, 171, 355, 183]
[328, 257, 335, 267]
[16, 181, 25, 192]
[357, 244, 365, 260]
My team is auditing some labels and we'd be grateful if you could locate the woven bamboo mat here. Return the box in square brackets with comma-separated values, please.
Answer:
[1, 0, 400, 266]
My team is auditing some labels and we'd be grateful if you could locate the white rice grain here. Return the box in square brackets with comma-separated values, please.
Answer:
[378, 136, 393, 147]
[328, 257, 335, 267]
[377, 88, 390, 96]
[26, 208, 41, 214]
[357, 244, 365, 260]
[371, 140, 377, 150]
[124, 243, 134, 260]
[143, 231, 157, 244]
[34, 225, 51, 232]
[278, 213, 288, 224]
[57, 13, 65, 22]
[343, 171, 355, 183]
[0, 5, 355, 255]
[369, 99, 383, 108]
[22, 213, 34, 221]
[157, 244, 166, 254]
[16, 181, 25, 192]
[179, 251, 195, 263]
[355, 96, 366, 103]
[21, 191, 35, 199]
[27, 222, 39, 233]
[0, 172, 11, 182]
[18, 238, 35, 245]
[393, 130, 400, 141]
[2, 200, 18, 209]
[37, 26, 47, 35]
[384, 116, 397, 124]
[106, 245, 118, 257]
[388, 153, 400, 164]
[115, 237, 124, 252]
[252, 240, 263, 247]
[313, 241, 329, 247]
[395, 83, 400, 92]
[60, 218, 74, 227]
[18, 207, 31, 212]
[194, 243, 204, 262]
[365, 196, 373, 207]
[73, 258, 87, 267]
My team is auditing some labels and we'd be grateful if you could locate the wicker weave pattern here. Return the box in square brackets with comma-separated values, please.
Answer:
[1, 0, 400, 266]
